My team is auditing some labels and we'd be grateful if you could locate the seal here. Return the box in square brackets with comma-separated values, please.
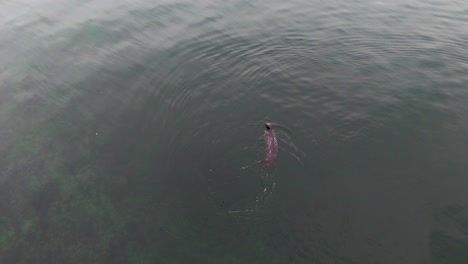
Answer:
[257, 122, 278, 167]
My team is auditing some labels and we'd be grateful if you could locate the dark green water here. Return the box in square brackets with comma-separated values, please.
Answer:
[1, 0, 468, 263]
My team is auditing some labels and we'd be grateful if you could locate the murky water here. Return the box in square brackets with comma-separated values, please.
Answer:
[1, 0, 468, 262]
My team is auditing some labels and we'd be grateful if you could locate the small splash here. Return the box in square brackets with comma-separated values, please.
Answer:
[228, 209, 255, 214]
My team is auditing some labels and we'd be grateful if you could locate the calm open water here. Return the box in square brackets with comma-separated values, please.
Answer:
[1, 0, 468, 263]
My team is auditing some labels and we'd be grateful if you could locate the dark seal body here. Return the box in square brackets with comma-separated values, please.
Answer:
[257, 122, 278, 167]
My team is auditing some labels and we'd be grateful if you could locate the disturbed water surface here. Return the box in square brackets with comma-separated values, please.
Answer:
[1, 0, 468, 263]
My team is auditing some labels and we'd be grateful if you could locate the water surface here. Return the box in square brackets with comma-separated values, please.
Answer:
[1, 0, 468, 263]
